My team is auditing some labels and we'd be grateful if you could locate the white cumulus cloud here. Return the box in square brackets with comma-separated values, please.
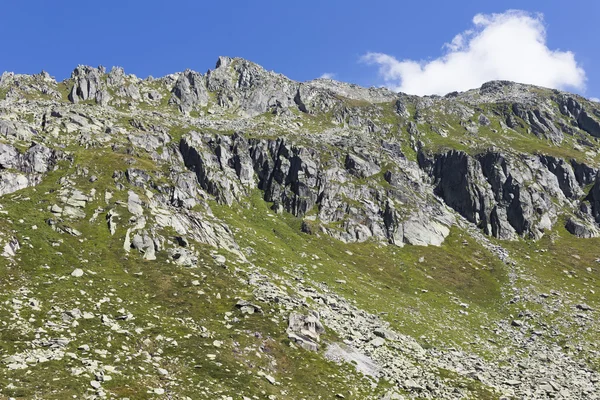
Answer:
[362, 10, 586, 96]
[319, 72, 336, 79]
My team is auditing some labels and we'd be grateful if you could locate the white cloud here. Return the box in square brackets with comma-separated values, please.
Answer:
[319, 72, 336, 79]
[362, 10, 586, 96]
[590, 97, 600, 103]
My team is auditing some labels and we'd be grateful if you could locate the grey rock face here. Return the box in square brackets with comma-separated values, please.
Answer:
[170, 70, 209, 114]
[206, 57, 299, 117]
[0, 120, 35, 141]
[423, 148, 579, 240]
[428, 150, 494, 232]
[68, 66, 104, 104]
[539, 155, 582, 199]
[478, 152, 562, 240]
[571, 160, 598, 186]
[179, 131, 452, 246]
[583, 176, 600, 224]
[344, 153, 381, 178]
[294, 83, 341, 115]
[0, 143, 60, 196]
[577, 110, 600, 137]
[557, 95, 600, 137]
[511, 103, 563, 143]
[107, 66, 125, 86]
[179, 132, 253, 205]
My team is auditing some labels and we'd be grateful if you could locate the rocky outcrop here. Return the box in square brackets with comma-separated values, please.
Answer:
[583, 175, 600, 225]
[422, 148, 585, 240]
[427, 150, 494, 232]
[0, 143, 60, 195]
[206, 57, 299, 117]
[571, 160, 598, 186]
[539, 155, 582, 199]
[0, 120, 35, 141]
[68, 66, 109, 105]
[557, 95, 600, 137]
[179, 132, 253, 205]
[565, 216, 600, 238]
[170, 70, 209, 114]
[577, 110, 600, 137]
[511, 103, 563, 143]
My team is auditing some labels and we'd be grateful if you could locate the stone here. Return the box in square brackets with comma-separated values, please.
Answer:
[504, 379, 521, 386]
[287, 311, 325, 351]
[235, 300, 263, 314]
[71, 268, 84, 277]
[2, 237, 20, 257]
[576, 303, 592, 311]
[404, 379, 424, 391]
[127, 191, 144, 216]
[213, 254, 227, 264]
[90, 380, 101, 389]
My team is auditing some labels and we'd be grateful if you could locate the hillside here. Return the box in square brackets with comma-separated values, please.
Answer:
[0, 57, 599, 399]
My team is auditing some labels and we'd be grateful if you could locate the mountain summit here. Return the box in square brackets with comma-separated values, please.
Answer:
[0, 58, 599, 399]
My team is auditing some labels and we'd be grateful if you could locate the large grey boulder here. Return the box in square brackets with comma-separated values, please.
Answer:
[0, 171, 39, 196]
[131, 232, 156, 260]
[565, 217, 600, 238]
[287, 311, 325, 351]
[402, 213, 451, 246]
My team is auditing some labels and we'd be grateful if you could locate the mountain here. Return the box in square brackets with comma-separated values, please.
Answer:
[0, 57, 599, 399]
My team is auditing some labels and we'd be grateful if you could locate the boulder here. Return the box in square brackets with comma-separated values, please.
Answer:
[287, 311, 325, 351]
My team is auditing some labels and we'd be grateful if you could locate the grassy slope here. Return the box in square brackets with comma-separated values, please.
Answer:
[0, 149, 384, 400]
[212, 192, 511, 356]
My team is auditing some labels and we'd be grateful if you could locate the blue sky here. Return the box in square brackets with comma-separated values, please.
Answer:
[1, 1, 598, 98]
